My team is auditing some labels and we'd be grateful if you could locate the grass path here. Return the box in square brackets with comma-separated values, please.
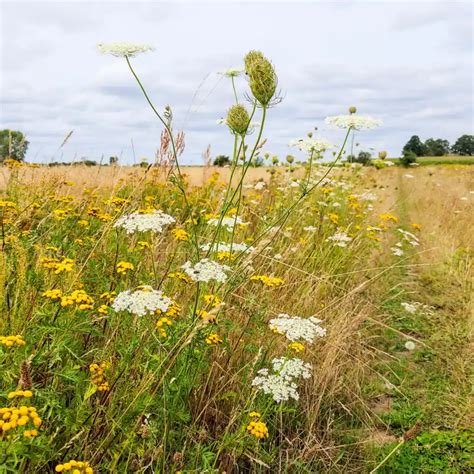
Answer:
[364, 168, 473, 472]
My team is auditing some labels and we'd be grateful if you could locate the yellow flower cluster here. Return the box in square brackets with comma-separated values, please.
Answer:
[55, 460, 93, 473]
[0, 335, 26, 348]
[168, 271, 192, 283]
[328, 213, 339, 225]
[250, 275, 284, 287]
[247, 420, 269, 439]
[204, 294, 221, 308]
[0, 405, 42, 437]
[379, 213, 399, 223]
[42, 289, 63, 301]
[116, 261, 134, 274]
[40, 257, 74, 274]
[288, 342, 305, 353]
[156, 317, 172, 338]
[61, 290, 94, 310]
[205, 333, 222, 345]
[171, 228, 189, 241]
[137, 240, 151, 250]
[411, 223, 422, 231]
[7, 390, 33, 399]
[89, 362, 110, 392]
[100, 291, 116, 304]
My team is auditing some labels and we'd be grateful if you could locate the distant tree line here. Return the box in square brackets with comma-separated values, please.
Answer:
[402, 134, 473, 157]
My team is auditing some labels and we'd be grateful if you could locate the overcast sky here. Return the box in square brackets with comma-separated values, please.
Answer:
[1, 0, 472, 164]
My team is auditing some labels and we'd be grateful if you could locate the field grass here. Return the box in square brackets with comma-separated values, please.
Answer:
[389, 155, 474, 166]
[0, 161, 472, 473]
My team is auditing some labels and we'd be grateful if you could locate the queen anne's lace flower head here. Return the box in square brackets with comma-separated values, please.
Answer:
[252, 357, 313, 402]
[289, 137, 334, 154]
[112, 286, 172, 316]
[219, 68, 244, 78]
[207, 216, 248, 231]
[114, 210, 175, 234]
[200, 242, 253, 253]
[269, 314, 326, 342]
[97, 42, 155, 58]
[182, 259, 230, 283]
[327, 231, 353, 248]
[325, 114, 382, 130]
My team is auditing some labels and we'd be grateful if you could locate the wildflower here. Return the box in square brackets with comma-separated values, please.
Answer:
[379, 213, 399, 223]
[411, 223, 422, 231]
[249, 411, 262, 419]
[244, 50, 277, 106]
[304, 225, 317, 232]
[226, 104, 251, 135]
[114, 210, 175, 234]
[0, 335, 26, 348]
[289, 137, 334, 154]
[328, 213, 339, 225]
[207, 215, 248, 231]
[167, 271, 192, 283]
[156, 316, 172, 337]
[325, 114, 382, 130]
[252, 357, 312, 403]
[269, 314, 326, 342]
[42, 289, 63, 301]
[288, 342, 305, 353]
[116, 261, 134, 274]
[137, 240, 151, 249]
[405, 340, 416, 351]
[97, 305, 109, 315]
[247, 420, 269, 439]
[250, 275, 284, 287]
[0, 405, 42, 437]
[200, 242, 253, 254]
[7, 390, 33, 399]
[391, 246, 404, 257]
[165, 301, 181, 317]
[61, 290, 94, 310]
[219, 68, 244, 78]
[203, 294, 221, 308]
[401, 302, 417, 314]
[182, 259, 230, 283]
[89, 362, 110, 392]
[205, 333, 222, 345]
[97, 42, 154, 58]
[100, 291, 116, 304]
[326, 231, 352, 248]
[171, 228, 189, 241]
[112, 286, 173, 317]
[55, 460, 94, 473]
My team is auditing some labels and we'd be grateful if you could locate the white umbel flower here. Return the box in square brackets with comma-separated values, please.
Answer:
[269, 314, 326, 342]
[207, 216, 248, 231]
[252, 357, 313, 403]
[327, 231, 353, 248]
[200, 242, 253, 253]
[97, 42, 154, 58]
[325, 115, 382, 130]
[219, 68, 244, 78]
[112, 286, 172, 316]
[114, 210, 175, 234]
[182, 259, 230, 283]
[289, 137, 334, 154]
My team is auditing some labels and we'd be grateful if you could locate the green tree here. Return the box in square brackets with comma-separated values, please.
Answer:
[424, 138, 450, 156]
[213, 155, 230, 167]
[354, 151, 372, 165]
[451, 135, 474, 156]
[109, 156, 119, 165]
[402, 135, 426, 157]
[0, 129, 29, 162]
[400, 150, 417, 167]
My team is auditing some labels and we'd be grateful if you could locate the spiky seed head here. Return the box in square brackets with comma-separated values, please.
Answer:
[272, 156, 279, 165]
[307, 132, 313, 138]
[378, 150, 387, 160]
[348, 106, 357, 114]
[286, 155, 294, 164]
[226, 104, 250, 135]
[244, 50, 277, 106]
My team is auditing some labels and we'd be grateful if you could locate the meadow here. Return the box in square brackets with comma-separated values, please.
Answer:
[1, 46, 472, 473]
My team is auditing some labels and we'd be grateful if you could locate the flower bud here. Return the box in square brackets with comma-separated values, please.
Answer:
[272, 156, 279, 165]
[286, 155, 294, 164]
[348, 106, 357, 114]
[378, 151, 387, 160]
[226, 104, 250, 135]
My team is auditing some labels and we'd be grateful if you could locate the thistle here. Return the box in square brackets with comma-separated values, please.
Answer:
[226, 104, 250, 135]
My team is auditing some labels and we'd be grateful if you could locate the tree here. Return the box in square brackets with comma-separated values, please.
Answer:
[424, 138, 450, 156]
[451, 135, 474, 156]
[0, 129, 29, 162]
[402, 135, 426, 157]
[400, 150, 417, 167]
[109, 156, 119, 165]
[353, 151, 372, 165]
[213, 155, 230, 167]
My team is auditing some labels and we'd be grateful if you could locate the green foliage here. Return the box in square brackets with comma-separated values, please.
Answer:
[0, 129, 29, 162]
[400, 150, 417, 167]
[213, 155, 231, 167]
[353, 151, 372, 165]
[402, 135, 426, 157]
[451, 134, 474, 156]
[424, 138, 450, 156]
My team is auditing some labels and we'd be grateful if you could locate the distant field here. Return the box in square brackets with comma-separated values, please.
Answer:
[390, 155, 474, 166]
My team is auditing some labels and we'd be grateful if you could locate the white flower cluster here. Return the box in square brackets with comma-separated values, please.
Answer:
[289, 137, 334, 154]
[207, 215, 248, 231]
[269, 314, 326, 342]
[112, 286, 172, 316]
[391, 243, 404, 257]
[219, 68, 244, 78]
[327, 231, 353, 248]
[114, 210, 175, 234]
[200, 242, 253, 253]
[398, 228, 420, 247]
[252, 357, 313, 402]
[254, 181, 266, 190]
[182, 259, 230, 283]
[401, 301, 433, 315]
[97, 42, 155, 58]
[325, 115, 382, 130]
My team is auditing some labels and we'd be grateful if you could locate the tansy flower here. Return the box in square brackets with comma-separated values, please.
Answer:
[116, 261, 134, 274]
[411, 223, 422, 231]
[249, 411, 262, 419]
[205, 333, 222, 345]
[379, 213, 399, 223]
[203, 294, 221, 308]
[89, 363, 110, 392]
[55, 460, 94, 473]
[7, 390, 33, 399]
[156, 317, 172, 338]
[288, 342, 305, 353]
[247, 420, 269, 439]
[42, 289, 63, 301]
[78, 220, 89, 227]
[250, 275, 284, 287]
[0, 335, 26, 348]
[171, 228, 189, 241]
[137, 240, 151, 250]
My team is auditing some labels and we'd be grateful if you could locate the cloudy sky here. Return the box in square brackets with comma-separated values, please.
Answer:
[1, 0, 472, 164]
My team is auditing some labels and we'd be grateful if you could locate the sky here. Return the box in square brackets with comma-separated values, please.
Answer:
[0, 0, 473, 165]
